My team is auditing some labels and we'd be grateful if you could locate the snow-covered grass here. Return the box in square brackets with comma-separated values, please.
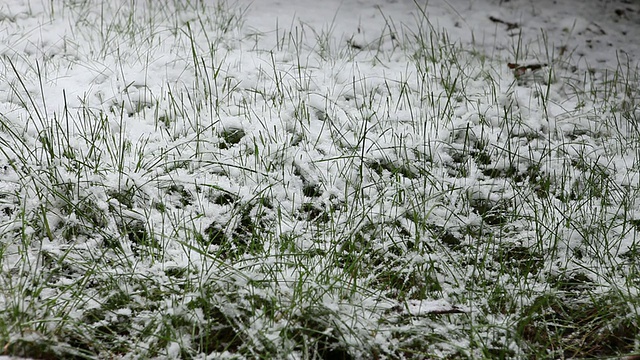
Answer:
[0, 0, 639, 359]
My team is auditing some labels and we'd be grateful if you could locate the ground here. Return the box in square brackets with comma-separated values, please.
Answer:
[0, 0, 639, 359]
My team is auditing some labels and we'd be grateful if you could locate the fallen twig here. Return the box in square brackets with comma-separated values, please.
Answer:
[489, 15, 519, 30]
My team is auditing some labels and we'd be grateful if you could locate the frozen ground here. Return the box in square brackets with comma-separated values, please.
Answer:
[0, 0, 639, 359]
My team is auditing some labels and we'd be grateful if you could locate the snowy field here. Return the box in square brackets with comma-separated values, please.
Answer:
[0, 0, 639, 358]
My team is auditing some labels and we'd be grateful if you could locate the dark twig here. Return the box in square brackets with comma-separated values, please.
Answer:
[489, 15, 519, 30]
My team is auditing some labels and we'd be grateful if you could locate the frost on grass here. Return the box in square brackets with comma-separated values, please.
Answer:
[0, 0, 639, 359]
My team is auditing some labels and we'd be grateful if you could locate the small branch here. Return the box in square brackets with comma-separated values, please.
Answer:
[507, 63, 548, 71]
[427, 307, 467, 315]
[489, 16, 519, 30]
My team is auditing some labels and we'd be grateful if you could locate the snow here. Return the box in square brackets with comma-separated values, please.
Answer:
[0, 0, 639, 358]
